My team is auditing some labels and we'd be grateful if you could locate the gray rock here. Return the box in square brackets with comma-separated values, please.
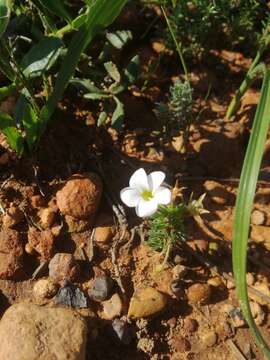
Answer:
[88, 275, 114, 302]
[55, 283, 88, 308]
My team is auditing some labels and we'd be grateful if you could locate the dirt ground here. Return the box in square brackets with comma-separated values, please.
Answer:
[1, 6, 270, 359]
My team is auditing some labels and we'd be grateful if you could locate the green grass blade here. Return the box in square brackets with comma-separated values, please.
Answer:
[233, 69, 270, 359]
[39, 0, 127, 135]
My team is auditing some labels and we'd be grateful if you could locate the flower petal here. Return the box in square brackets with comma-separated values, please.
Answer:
[129, 168, 149, 191]
[148, 171, 165, 191]
[154, 186, 172, 205]
[120, 187, 140, 207]
[135, 198, 158, 217]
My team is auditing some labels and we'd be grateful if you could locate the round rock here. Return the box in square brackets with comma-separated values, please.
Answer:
[33, 278, 59, 300]
[49, 253, 79, 284]
[88, 275, 114, 302]
[56, 173, 103, 219]
[187, 283, 212, 305]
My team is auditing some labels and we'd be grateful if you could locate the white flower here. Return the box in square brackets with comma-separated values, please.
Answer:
[120, 168, 171, 217]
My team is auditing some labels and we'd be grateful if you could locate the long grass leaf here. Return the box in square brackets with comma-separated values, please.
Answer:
[233, 69, 270, 359]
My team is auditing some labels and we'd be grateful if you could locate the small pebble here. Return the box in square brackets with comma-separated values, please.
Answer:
[207, 277, 225, 288]
[2, 206, 24, 229]
[88, 275, 114, 302]
[171, 336, 191, 352]
[187, 283, 212, 305]
[102, 293, 123, 320]
[172, 265, 187, 280]
[111, 319, 133, 345]
[39, 208, 56, 229]
[183, 318, 198, 333]
[171, 280, 185, 299]
[249, 282, 270, 306]
[250, 301, 265, 326]
[55, 282, 88, 308]
[226, 279, 235, 290]
[33, 278, 58, 299]
[224, 305, 245, 328]
[246, 272, 255, 286]
[201, 330, 217, 347]
[251, 210, 265, 226]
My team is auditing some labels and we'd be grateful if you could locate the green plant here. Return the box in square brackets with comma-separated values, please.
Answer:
[226, 14, 270, 119]
[233, 69, 270, 358]
[156, 79, 193, 131]
[147, 203, 186, 270]
[147, 193, 207, 270]
[156, 1, 268, 59]
[70, 55, 139, 129]
[0, 0, 128, 155]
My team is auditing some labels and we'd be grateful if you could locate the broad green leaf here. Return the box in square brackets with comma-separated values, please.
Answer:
[123, 55, 140, 84]
[104, 61, 121, 83]
[0, 0, 11, 39]
[71, 12, 88, 29]
[106, 30, 132, 49]
[233, 69, 270, 358]
[0, 111, 24, 155]
[84, 92, 109, 100]
[70, 78, 103, 93]
[14, 94, 38, 150]
[97, 111, 107, 126]
[39, 0, 128, 135]
[111, 96, 124, 129]
[21, 36, 63, 78]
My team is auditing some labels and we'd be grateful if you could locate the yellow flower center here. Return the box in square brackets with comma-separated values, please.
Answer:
[141, 189, 153, 201]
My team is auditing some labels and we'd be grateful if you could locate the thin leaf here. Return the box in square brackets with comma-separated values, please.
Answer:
[84, 92, 109, 100]
[0, 0, 11, 39]
[111, 96, 124, 129]
[106, 30, 132, 49]
[21, 36, 63, 78]
[123, 55, 139, 84]
[0, 111, 24, 155]
[233, 69, 270, 358]
[104, 61, 121, 83]
[70, 78, 103, 93]
[39, 0, 128, 136]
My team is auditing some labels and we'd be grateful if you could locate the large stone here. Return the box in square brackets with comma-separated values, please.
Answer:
[56, 173, 103, 219]
[128, 287, 167, 319]
[0, 303, 87, 360]
[0, 229, 24, 279]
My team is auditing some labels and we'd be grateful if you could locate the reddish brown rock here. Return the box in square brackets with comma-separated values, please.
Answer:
[0, 229, 24, 280]
[56, 173, 103, 219]
[28, 227, 55, 261]
[65, 215, 91, 233]
[49, 253, 79, 284]
[2, 206, 23, 229]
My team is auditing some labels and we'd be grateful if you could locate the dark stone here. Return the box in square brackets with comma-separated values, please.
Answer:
[88, 275, 114, 302]
[55, 282, 88, 308]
